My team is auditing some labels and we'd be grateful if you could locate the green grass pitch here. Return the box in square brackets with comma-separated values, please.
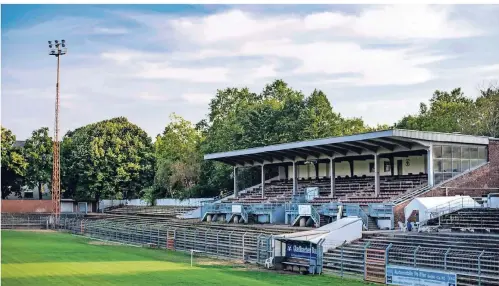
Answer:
[1, 230, 370, 286]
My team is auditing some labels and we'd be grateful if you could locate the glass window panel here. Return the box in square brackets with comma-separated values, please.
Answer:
[434, 145, 442, 158]
[434, 173, 444, 184]
[461, 159, 470, 172]
[462, 147, 470, 159]
[434, 159, 443, 172]
[443, 159, 452, 173]
[452, 146, 461, 158]
[442, 146, 452, 158]
[443, 173, 453, 181]
[478, 147, 487, 160]
[470, 159, 480, 169]
[452, 159, 461, 173]
[470, 147, 478, 159]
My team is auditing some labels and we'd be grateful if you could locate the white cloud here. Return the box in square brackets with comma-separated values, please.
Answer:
[2, 5, 496, 140]
[93, 27, 129, 35]
[137, 92, 171, 101]
[182, 93, 213, 105]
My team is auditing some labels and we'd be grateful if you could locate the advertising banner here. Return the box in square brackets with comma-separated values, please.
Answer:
[298, 205, 312, 216]
[232, 205, 242, 213]
[386, 265, 457, 286]
[285, 241, 317, 259]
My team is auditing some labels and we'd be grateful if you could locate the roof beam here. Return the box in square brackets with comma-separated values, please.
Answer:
[345, 141, 379, 153]
[364, 139, 395, 151]
[295, 147, 325, 158]
[378, 138, 413, 149]
[238, 155, 264, 164]
[272, 149, 310, 160]
[335, 143, 362, 154]
[311, 145, 348, 156]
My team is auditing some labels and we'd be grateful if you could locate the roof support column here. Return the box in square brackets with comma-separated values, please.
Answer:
[349, 160, 354, 177]
[374, 153, 380, 197]
[389, 156, 394, 176]
[330, 157, 336, 198]
[427, 145, 434, 187]
[261, 164, 265, 198]
[233, 166, 238, 198]
[292, 161, 297, 196]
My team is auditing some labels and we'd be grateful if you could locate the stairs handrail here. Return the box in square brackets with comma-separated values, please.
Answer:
[425, 197, 482, 221]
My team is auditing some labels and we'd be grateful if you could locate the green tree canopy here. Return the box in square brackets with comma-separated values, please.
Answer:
[1, 126, 27, 199]
[23, 127, 53, 200]
[61, 117, 155, 202]
[152, 114, 203, 199]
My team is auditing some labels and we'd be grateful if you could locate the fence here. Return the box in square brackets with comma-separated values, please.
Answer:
[1, 214, 272, 264]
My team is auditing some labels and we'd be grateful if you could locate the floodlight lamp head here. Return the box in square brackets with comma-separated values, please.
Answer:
[61, 39, 65, 44]
[55, 40, 59, 44]
[48, 40, 52, 44]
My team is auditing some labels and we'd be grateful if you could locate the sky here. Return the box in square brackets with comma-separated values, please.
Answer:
[2, 4, 499, 140]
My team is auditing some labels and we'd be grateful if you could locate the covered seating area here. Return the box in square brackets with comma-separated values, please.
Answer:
[205, 129, 490, 205]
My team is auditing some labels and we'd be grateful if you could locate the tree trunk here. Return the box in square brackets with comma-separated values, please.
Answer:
[95, 193, 100, 213]
[38, 182, 43, 200]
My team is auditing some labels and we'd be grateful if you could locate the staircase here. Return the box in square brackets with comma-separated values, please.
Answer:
[429, 208, 499, 233]
[367, 216, 380, 231]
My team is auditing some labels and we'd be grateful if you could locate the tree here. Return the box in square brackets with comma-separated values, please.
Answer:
[304, 89, 344, 138]
[396, 88, 477, 133]
[1, 126, 27, 199]
[60, 117, 155, 203]
[475, 85, 499, 138]
[154, 114, 203, 199]
[23, 127, 53, 200]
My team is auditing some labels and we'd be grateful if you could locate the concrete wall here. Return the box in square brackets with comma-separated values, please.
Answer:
[1, 200, 52, 213]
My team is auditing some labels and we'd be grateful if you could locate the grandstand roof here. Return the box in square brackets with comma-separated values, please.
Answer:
[204, 129, 490, 166]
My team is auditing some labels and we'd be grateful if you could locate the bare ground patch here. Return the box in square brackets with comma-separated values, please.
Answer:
[88, 240, 123, 246]
[9, 229, 55, 233]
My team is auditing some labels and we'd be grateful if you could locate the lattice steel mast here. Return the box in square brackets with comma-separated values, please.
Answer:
[48, 40, 67, 221]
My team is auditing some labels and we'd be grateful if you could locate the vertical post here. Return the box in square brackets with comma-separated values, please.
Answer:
[444, 247, 451, 270]
[330, 157, 336, 197]
[374, 153, 380, 197]
[478, 250, 484, 286]
[292, 161, 297, 196]
[261, 164, 265, 198]
[242, 232, 247, 261]
[389, 156, 394, 176]
[233, 166, 238, 198]
[427, 145, 434, 186]
[349, 160, 354, 177]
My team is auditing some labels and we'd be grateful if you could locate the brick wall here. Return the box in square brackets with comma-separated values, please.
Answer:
[393, 140, 499, 223]
[1, 200, 52, 213]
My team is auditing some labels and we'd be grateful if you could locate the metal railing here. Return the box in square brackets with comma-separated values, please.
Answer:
[368, 203, 394, 218]
[424, 197, 483, 225]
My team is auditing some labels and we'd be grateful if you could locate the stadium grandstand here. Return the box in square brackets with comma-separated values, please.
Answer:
[3, 129, 499, 285]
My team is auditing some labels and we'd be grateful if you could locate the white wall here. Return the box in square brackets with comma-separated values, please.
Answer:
[318, 163, 327, 178]
[335, 161, 351, 177]
[282, 155, 426, 180]
[61, 202, 74, 213]
[394, 155, 425, 175]
[99, 198, 213, 209]
[377, 219, 392, 229]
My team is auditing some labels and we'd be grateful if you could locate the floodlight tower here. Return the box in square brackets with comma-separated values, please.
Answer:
[48, 39, 67, 222]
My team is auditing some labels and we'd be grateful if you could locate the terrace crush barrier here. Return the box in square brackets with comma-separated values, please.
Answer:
[3, 213, 498, 285]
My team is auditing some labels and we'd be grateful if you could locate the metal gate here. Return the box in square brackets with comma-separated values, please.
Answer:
[364, 248, 386, 283]
[256, 234, 272, 265]
[166, 229, 176, 250]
